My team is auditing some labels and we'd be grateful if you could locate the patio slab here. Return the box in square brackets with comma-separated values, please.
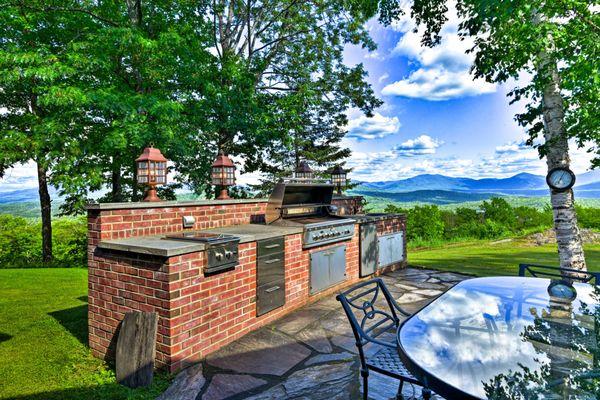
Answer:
[162, 267, 468, 399]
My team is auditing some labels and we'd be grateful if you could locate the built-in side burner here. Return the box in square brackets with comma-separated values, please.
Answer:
[164, 232, 240, 274]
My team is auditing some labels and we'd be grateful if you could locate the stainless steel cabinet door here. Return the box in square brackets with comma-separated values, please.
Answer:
[360, 223, 378, 277]
[377, 232, 404, 268]
[310, 245, 347, 294]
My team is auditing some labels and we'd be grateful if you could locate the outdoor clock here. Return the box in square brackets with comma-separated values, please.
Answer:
[546, 167, 576, 192]
[547, 280, 577, 301]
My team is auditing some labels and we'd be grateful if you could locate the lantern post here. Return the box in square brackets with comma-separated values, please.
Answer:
[135, 145, 168, 202]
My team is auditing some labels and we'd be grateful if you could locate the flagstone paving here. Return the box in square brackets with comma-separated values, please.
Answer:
[161, 268, 471, 400]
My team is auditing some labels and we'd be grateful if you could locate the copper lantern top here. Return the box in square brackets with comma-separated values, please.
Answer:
[295, 160, 314, 179]
[136, 146, 168, 201]
[211, 150, 236, 186]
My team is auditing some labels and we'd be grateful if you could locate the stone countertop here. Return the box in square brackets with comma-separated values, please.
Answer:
[350, 213, 406, 223]
[97, 224, 303, 257]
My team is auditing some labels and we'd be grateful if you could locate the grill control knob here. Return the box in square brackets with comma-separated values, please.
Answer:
[225, 250, 233, 259]
[215, 252, 223, 261]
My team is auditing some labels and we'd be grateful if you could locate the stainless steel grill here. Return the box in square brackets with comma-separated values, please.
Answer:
[266, 178, 355, 249]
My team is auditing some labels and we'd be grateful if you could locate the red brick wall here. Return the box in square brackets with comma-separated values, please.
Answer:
[89, 201, 267, 240]
[332, 196, 364, 215]
[87, 200, 405, 372]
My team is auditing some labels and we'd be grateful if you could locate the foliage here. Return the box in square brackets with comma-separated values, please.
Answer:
[480, 198, 517, 227]
[0, 268, 172, 399]
[576, 205, 600, 230]
[384, 197, 575, 244]
[0, 215, 86, 268]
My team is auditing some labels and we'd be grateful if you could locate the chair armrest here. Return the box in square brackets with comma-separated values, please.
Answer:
[390, 297, 412, 317]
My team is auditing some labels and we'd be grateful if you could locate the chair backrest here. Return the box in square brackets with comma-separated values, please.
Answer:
[518, 263, 599, 284]
[336, 278, 405, 367]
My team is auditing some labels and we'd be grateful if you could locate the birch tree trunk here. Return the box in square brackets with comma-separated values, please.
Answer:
[538, 47, 587, 275]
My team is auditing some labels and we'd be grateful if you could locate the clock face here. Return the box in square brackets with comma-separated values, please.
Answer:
[546, 168, 575, 192]
[548, 281, 577, 300]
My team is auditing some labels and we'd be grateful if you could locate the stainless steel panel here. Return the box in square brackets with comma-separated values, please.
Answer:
[329, 245, 347, 285]
[206, 241, 239, 273]
[360, 223, 378, 277]
[310, 245, 347, 294]
[257, 254, 284, 284]
[257, 237, 284, 257]
[377, 232, 404, 268]
[256, 282, 285, 316]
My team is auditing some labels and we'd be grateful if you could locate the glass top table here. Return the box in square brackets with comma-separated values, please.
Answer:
[396, 276, 600, 399]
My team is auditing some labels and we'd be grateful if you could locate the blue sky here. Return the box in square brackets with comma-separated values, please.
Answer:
[0, 3, 595, 192]
[338, 5, 594, 183]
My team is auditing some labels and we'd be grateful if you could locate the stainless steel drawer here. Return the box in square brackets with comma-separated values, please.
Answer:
[256, 281, 285, 316]
[257, 237, 284, 257]
[257, 253, 284, 284]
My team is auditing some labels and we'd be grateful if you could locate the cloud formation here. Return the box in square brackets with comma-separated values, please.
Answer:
[382, 1, 496, 101]
[346, 112, 401, 140]
[394, 135, 443, 156]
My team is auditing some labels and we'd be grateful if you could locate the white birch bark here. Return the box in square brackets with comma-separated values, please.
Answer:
[538, 40, 587, 276]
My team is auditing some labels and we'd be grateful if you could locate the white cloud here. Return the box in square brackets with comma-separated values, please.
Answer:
[394, 135, 443, 156]
[382, 67, 496, 101]
[378, 73, 390, 83]
[495, 139, 530, 154]
[346, 112, 401, 141]
[0, 161, 38, 193]
[383, 1, 497, 101]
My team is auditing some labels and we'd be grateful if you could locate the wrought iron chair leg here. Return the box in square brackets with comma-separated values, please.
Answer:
[422, 387, 432, 400]
[361, 369, 369, 400]
[395, 380, 404, 400]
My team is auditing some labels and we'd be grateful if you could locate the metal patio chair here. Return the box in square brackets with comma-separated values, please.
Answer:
[518, 263, 600, 284]
[336, 278, 432, 400]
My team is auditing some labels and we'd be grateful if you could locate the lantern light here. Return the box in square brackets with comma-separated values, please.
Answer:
[331, 165, 347, 195]
[135, 145, 168, 202]
[295, 160, 314, 180]
[211, 150, 236, 200]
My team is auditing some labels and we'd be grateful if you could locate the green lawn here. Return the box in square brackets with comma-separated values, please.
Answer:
[0, 268, 170, 400]
[409, 239, 600, 277]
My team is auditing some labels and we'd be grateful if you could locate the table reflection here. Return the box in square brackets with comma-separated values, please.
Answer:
[397, 277, 600, 399]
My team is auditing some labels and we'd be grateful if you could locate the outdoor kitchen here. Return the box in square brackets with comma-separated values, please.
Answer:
[86, 149, 407, 373]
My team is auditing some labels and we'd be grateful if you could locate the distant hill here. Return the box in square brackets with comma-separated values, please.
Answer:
[350, 189, 498, 205]
[355, 172, 600, 199]
[0, 187, 58, 204]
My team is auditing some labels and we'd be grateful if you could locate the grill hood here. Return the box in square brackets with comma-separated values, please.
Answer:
[265, 179, 335, 224]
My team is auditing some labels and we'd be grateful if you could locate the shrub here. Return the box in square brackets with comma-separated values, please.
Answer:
[0, 214, 41, 267]
[405, 205, 445, 241]
[480, 197, 516, 228]
[0, 214, 87, 268]
[576, 206, 600, 230]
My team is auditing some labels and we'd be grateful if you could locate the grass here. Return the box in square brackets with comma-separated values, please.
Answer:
[409, 238, 600, 277]
[0, 268, 171, 400]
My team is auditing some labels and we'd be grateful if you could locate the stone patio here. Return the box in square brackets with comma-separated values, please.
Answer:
[158, 268, 470, 400]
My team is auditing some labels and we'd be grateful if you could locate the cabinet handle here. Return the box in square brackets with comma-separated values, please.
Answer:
[265, 286, 281, 293]
[265, 244, 280, 249]
[264, 258, 280, 264]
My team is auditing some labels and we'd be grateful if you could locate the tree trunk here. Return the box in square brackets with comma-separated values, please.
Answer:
[36, 161, 53, 263]
[538, 48, 587, 275]
[111, 162, 123, 202]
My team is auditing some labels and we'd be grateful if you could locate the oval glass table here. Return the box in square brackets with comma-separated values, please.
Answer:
[396, 276, 600, 399]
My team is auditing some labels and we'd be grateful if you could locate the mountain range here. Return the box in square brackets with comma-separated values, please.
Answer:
[1, 171, 599, 206]
[354, 171, 600, 198]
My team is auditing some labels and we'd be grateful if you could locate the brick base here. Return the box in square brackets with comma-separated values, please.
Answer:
[87, 200, 406, 372]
